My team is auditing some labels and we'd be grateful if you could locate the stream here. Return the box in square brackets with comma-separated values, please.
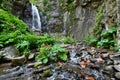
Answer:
[0, 43, 120, 80]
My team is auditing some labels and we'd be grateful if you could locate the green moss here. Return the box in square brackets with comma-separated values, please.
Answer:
[93, 3, 104, 36]
[59, 0, 75, 35]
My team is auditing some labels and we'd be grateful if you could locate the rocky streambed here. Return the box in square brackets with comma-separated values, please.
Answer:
[0, 43, 120, 80]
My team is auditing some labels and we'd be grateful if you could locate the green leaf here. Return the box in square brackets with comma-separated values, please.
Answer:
[42, 58, 48, 64]
[58, 53, 67, 61]
[64, 36, 75, 44]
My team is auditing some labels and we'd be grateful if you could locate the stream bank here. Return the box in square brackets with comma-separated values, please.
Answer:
[0, 42, 120, 80]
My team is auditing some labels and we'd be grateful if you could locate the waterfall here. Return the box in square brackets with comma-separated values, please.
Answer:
[31, 4, 42, 30]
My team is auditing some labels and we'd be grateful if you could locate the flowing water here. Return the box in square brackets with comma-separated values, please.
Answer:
[0, 44, 107, 80]
[31, 4, 42, 30]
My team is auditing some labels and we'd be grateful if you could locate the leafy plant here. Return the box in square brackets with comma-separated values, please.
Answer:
[97, 26, 117, 49]
[84, 25, 117, 49]
[84, 36, 98, 46]
[64, 36, 75, 44]
[38, 34, 56, 46]
[115, 46, 120, 51]
[50, 44, 67, 61]
[35, 45, 52, 64]
[16, 40, 30, 56]
[36, 44, 67, 64]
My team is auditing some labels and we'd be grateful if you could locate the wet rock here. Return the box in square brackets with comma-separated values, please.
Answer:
[28, 54, 35, 60]
[43, 70, 51, 77]
[113, 65, 120, 72]
[101, 49, 108, 53]
[110, 78, 116, 80]
[80, 46, 87, 50]
[0, 46, 20, 61]
[103, 65, 114, 75]
[90, 58, 97, 63]
[109, 53, 120, 60]
[113, 60, 120, 65]
[106, 60, 113, 65]
[3, 66, 20, 73]
[101, 53, 109, 59]
[104, 65, 113, 71]
[11, 55, 26, 66]
[50, 11, 60, 17]
[27, 62, 42, 68]
[115, 72, 120, 79]
[88, 47, 97, 55]
[0, 66, 33, 80]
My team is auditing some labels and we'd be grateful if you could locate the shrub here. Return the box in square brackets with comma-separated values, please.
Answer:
[38, 34, 56, 46]
[84, 25, 117, 49]
[64, 36, 75, 44]
[36, 44, 67, 64]
[0, 9, 28, 33]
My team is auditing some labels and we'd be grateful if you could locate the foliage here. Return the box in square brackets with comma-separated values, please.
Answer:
[115, 46, 120, 51]
[84, 2, 118, 50]
[0, 9, 69, 63]
[16, 41, 30, 56]
[64, 36, 75, 44]
[51, 44, 67, 61]
[93, 3, 104, 36]
[84, 36, 98, 46]
[0, 9, 34, 55]
[42, 0, 47, 5]
[36, 44, 67, 64]
[97, 26, 117, 49]
[84, 25, 117, 49]
[0, 9, 28, 33]
[35, 45, 51, 64]
[38, 34, 56, 46]
[30, 0, 35, 4]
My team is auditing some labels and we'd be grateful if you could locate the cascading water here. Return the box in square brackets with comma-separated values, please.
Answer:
[31, 4, 42, 30]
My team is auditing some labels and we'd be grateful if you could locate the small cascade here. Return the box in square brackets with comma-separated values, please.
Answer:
[31, 4, 42, 30]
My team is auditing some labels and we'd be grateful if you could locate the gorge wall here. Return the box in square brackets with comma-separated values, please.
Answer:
[35, 0, 117, 40]
[0, 0, 118, 41]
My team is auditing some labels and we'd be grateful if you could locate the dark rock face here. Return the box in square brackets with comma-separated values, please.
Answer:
[12, 0, 29, 18]
[11, 0, 33, 29]
[0, 45, 20, 62]
[72, 6, 97, 39]
[35, 0, 64, 33]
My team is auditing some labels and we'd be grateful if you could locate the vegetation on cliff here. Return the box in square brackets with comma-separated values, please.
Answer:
[0, 8, 75, 63]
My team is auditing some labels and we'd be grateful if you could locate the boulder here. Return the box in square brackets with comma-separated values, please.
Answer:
[0, 45, 20, 61]
[115, 72, 120, 79]
[113, 65, 120, 72]
[11, 55, 26, 66]
[28, 53, 35, 60]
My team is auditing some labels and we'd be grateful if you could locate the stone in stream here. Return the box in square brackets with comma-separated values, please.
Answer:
[0, 45, 20, 62]
[88, 47, 97, 55]
[109, 53, 120, 60]
[115, 72, 120, 79]
[104, 65, 114, 71]
[113, 65, 120, 72]
[11, 55, 26, 66]
[101, 53, 109, 59]
[28, 53, 35, 60]
[26, 62, 42, 68]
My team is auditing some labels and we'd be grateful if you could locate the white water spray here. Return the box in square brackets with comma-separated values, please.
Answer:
[31, 4, 41, 30]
